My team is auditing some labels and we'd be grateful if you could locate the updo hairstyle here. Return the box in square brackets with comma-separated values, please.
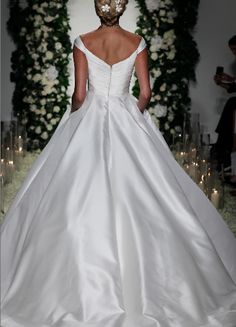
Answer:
[94, 0, 129, 26]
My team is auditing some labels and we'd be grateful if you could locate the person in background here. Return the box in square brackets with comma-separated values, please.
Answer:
[213, 35, 236, 185]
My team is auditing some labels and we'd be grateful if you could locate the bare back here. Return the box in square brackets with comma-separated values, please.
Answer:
[80, 28, 142, 66]
[72, 27, 151, 113]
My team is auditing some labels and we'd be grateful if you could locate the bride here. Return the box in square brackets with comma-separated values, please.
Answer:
[1, 0, 236, 326]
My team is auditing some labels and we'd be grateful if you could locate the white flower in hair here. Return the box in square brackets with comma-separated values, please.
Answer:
[101, 4, 110, 12]
[115, 0, 122, 13]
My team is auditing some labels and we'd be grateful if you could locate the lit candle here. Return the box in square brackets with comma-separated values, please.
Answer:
[211, 189, 220, 209]
[18, 135, 23, 150]
[191, 148, 197, 160]
[178, 152, 186, 165]
[200, 159, 208, 176]
[5, 147, 11, 161]
[5, 160, 15, 183]
[184, 164, 190, 174]
[198, 180, 204, 191]
[189, 162, 197, 180]
[1, 159, 6, 178]
[198, 175, 205, 191]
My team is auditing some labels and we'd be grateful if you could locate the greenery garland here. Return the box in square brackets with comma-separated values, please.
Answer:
[133, 0, 200, 145]
[7, 0, 72, 151]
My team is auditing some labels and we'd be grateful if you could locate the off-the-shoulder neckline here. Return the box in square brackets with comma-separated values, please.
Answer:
[77, 35, 145, 69]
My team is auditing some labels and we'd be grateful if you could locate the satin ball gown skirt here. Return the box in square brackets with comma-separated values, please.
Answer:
[1, 90, 236, 327]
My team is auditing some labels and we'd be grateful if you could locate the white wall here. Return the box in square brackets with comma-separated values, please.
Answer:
[190, 0, 236, 142]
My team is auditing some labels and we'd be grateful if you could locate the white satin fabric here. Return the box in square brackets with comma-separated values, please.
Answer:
[1, 36, 236, 327]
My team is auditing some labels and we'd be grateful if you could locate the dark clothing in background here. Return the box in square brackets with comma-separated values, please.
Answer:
[213, 97, 236, 167]
[227, 82, 236, 93]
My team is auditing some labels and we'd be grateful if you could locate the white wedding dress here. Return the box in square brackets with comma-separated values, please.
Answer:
[1, 36, 236, 327]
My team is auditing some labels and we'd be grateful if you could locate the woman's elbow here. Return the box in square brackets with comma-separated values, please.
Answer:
[72, 92, 86, 104]
[140, 88, 152, 101]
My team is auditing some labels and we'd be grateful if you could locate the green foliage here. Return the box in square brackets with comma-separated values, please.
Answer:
[7, 0, 72, 151]
[133, 0, 200, 144]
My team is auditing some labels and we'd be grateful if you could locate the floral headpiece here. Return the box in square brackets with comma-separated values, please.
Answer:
[101, 0, 123, 13]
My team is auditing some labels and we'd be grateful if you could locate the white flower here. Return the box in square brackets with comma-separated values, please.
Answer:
[46, 51, 53, 60]
[167, 51, 176, 60]
[163, 30, 175, 40]
[35, 15, 42, 22]
[153, 68, 162, 78]
[47, 113, 52, 119]
[32, 53, 39, 60]
[101, 4, 110, 12]
[160, 83, 166, 92]
[30, 104, 37, 111]
[167, 17, 174, 24]
[35, 29, 42, 38]
[46, 65, 58, 80]
[55, 42, 62, 50]
[151, 35, 163, 49]
[20, 27, 27, 35]
[168, 113, 174, 122]
[46, 124, 53, 131]
[166, 0, 174, 5]
[41, 25, 49, 32]
[148, 107, 155, 114]
[172, 84, 178, 91]
[41, 108, 46, 115]
[44, 16, 54, 23]
[115, 0, 122, 13]
[164, 122, 170, 130]
[38, 42, 47, 53]
[151, 53, 158, 61]
[41, 131, 49, 140]
[145, 0, 160, 12]
[35, 126, 42, 134]
[53, 106, 60, 113]
[40, 99, 46, 106]
[154, 104, 167, 117]
[159, 9, 166, 17]
[50, 118, 57, 125]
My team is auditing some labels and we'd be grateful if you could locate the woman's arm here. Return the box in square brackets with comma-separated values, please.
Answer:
[134, 48, 152, 113]
[71, 46, 88, 113]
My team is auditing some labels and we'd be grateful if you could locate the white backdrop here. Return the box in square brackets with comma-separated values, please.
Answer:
[1, 0, 236, 143]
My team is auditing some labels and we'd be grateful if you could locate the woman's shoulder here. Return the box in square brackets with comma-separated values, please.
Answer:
[79, 28, 142, 44]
